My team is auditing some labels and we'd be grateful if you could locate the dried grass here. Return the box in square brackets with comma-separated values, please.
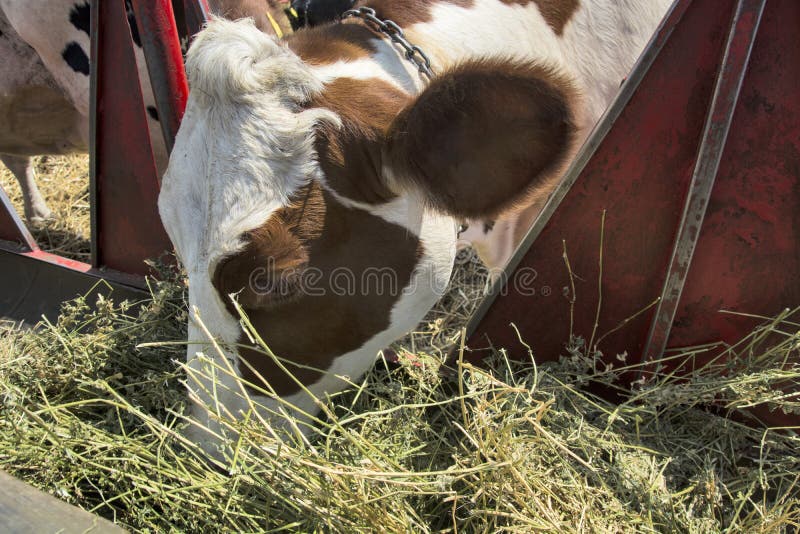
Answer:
[0, 264, 798, 532]
[0, 154, 91, 261]
[1, 156, 798, 533]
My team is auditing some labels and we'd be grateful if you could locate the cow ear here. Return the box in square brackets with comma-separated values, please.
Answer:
[385, 59, 578, 219]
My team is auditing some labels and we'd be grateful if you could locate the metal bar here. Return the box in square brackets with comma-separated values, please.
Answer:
[89, 0, 101, 269]
[466, 0, 693, 338]
[0, 241, 145, 285]
[89, 0, 100, 268]
[130, 0, 189, 155]
[0, 241, 91, 273]
[641, 0, 766, 363]
[0, 187, 38, 252]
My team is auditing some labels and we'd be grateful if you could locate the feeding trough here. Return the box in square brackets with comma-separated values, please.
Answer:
[466, 0, 799, 425]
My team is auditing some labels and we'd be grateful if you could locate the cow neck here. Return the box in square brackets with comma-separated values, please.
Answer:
[339, 6, 435, 80]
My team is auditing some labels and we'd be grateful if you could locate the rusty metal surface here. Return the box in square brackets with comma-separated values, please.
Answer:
[642, 0, 766, 364]
[466, 0, 799, 423]
[90, 0, 173, 277]
[666, 0, 800, 358]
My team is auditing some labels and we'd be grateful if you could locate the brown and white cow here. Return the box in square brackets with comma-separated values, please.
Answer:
[159, 0, 672, 453]
[0, 0, 298, 221]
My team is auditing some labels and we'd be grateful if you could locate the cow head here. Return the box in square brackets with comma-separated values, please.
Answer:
[158, 19, 576, 452]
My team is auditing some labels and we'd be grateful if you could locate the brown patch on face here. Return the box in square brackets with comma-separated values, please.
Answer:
[498, 0, 579, 35]
[310, 77, 411, 204]
[214, 182, 327, 310]
[287, 23, 377, 64]
[213, 183, 420, 396]
[387, 57, 577, 220]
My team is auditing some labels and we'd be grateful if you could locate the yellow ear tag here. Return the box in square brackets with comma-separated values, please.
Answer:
[266, 11, 284, 38]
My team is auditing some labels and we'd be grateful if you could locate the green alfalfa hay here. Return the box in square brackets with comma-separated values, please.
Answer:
[0, 268, 798, 533]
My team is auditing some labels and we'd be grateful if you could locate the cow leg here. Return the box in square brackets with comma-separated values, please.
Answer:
[0, 154, 52, 222]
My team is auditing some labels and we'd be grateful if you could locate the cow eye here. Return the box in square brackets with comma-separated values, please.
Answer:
[213, 248, 307, 313]
[246, 265, 305, 307]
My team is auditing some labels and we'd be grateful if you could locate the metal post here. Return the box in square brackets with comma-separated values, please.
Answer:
[641, 0, 766, 363]
[130, 0, 190, 156]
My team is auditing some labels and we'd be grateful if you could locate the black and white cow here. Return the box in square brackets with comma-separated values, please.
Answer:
[0, 0, 168, 221]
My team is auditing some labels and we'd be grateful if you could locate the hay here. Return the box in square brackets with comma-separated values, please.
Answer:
[394, 247, 489, 358]
[0, 154, 91, 261]
[1, 155, 799, 532]
[0, 264, 798, 532]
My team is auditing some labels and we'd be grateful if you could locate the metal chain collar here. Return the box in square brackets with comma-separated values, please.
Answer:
[340, 6, 434, 79]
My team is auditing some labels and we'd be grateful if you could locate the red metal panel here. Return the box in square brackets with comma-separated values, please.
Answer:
[642, 0, 766, 363]
[667, 0, 800, 358]
[90, 0, 172, 277]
